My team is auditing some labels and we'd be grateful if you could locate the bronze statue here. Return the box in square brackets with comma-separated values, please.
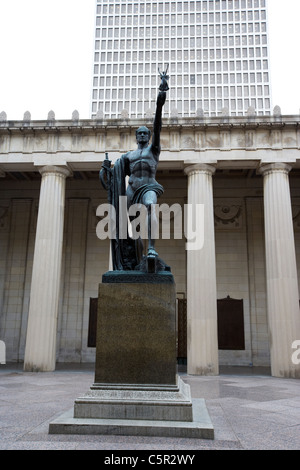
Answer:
[100, 75, 168, 272]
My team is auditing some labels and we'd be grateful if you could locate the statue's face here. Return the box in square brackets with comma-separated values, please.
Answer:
[136, 127, 150, 144]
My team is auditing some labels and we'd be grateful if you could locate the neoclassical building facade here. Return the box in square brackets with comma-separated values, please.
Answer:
[0, 110, 299, 378]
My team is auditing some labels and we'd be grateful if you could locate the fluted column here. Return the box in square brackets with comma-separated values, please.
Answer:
[24, 165, 71, 372]
[259, 163, 300, 378]
[184, 164, 219, 376]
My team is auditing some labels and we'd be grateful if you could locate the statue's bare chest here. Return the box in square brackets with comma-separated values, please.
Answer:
[128, 148, 157, 175]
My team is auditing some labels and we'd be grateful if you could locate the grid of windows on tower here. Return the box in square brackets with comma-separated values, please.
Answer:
[91, 0, 271, 119]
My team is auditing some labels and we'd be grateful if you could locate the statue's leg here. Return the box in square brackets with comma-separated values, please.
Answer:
[128, 214, 144, 262]
[143, 191, 158, 256]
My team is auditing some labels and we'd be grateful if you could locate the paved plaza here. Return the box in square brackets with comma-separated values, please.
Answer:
[0, 364, 299, 450]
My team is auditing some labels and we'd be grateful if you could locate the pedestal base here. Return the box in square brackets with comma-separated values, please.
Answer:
[49, 374, 214, 439]
[49, 398, 214, 439]
[74, 376, 192, 421]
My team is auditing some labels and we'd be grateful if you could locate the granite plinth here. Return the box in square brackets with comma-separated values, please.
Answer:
[95, 276, 177, 386]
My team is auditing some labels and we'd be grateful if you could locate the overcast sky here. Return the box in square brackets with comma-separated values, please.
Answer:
[0, 0, 299, 120]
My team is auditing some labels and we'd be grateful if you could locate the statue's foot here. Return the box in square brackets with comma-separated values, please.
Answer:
[147, 247, 158, 258]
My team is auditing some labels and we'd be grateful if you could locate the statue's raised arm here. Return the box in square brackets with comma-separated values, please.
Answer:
[151, 91, 167, 158]
[151, 67, 169, 156]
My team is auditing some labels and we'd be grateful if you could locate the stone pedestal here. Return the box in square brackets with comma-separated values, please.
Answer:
[49, 271, 214, 438]
[95, 275, 177, 386]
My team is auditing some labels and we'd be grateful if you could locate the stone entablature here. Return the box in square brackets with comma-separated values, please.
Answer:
[0, 116, 299, 173]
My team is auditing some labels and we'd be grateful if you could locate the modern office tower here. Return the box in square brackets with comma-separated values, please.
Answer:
[91, 0, 272, 119]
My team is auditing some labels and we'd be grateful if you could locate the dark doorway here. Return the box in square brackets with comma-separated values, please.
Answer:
[177, 298, 187, 364]
[217, 296, 245, 350]
[88, 297, 98, 347]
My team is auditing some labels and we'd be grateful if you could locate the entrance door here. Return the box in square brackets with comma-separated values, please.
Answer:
[177, 298, 187, 363]
[217, 296, 245, 350]
[88, 298, 98, 348]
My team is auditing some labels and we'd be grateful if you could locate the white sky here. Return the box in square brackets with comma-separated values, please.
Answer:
[0, 0, 299, 120]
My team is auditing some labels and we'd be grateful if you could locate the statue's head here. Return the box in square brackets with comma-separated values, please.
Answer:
[136, 126, 151, 144]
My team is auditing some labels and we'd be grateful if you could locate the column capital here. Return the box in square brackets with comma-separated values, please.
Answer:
[39, 165, 72, 179]
[184, 163, 216, 177]
[258, 162, 292, 177]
